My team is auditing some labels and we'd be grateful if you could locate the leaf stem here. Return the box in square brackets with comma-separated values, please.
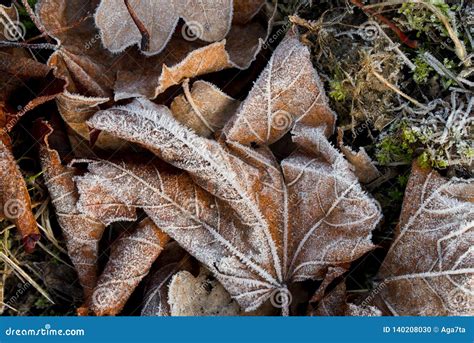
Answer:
[124, 0, 150, 51]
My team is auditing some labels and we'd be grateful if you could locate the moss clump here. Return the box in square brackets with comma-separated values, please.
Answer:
[376, 92, 473, 173]
[397, 0, 456, 38]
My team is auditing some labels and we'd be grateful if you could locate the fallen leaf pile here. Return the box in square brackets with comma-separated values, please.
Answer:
[0, 0, 472, 317]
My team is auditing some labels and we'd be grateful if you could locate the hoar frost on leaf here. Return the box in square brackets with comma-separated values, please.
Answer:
[37, 0, 272, 149]
[90, 218, 169, 316]
[81, 96, 381, 315]
[95, 0, 233, 55]
[224, 31, 336, 146]
[372, 163, 474, 316]
[37, 121, 105, 312]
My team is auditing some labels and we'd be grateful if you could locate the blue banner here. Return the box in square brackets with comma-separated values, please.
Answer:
[0, 317, 472, 343]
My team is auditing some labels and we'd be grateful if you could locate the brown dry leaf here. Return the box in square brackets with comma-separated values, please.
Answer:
[95, 0, 233, 55]
[36, 120, 105, 310]
[37, 0, 271, 148]
[310, 281, 381, 316]
[337, 128, 381, 184]
[81, 95, 381, 315]
[373, 163, 474, 316]
[170, 80, 239, 137]
[0, 48, 44, 250]
[0, 139, 40, 252]
[91, 218, 170, 316]
[142, 248, 243, 316]
[224, 30, 336, 146]
[168, 267, 240, 316]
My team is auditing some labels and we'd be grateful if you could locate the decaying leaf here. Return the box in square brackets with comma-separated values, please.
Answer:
[224, 31, 336, 146]
[36, 120, 105, 311]
[91, 218, 169, 316]
[81, 93, 381, 315]
[170, 80, 239, 137]
[0, 139, 40, 252]
[337, 128, 381, 184]
[37, 0, 272, 148]
[95, 0, 233, 55]
[168, 268, 240, 316]
[0, 4, 66, 252]
[373, 163, 474, 316]
[142, 248, 242, 316]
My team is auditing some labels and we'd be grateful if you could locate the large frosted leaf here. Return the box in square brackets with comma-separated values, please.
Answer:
[374, 163, 474, 316]
[81, 98, 381, 314]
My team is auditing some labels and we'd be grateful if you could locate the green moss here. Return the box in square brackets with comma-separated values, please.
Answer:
[376, 122, 453, 170]
[417, 151, 431, 169]
[398, 0, 453, 38]
[329, 80, 346, 102]
[376, 134, 414, 165]
[413, 56, 433, 84]
[440, 58, 456, 89]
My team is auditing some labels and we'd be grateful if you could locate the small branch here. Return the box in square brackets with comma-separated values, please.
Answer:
[0, 41, 58, 50]
[20, 0, 50, 40]
[350, 0, 418, 49]
[124, 0, 150, 51]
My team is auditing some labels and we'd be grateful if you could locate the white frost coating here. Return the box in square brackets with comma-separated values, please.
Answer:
[84, 97, 381, 314]
[376, 165, 474, 316]
[224, 31, 337, 146]
[39, 136, 105, 306]
[94, 0, 233, 55]
[90, 218, 169, 316]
